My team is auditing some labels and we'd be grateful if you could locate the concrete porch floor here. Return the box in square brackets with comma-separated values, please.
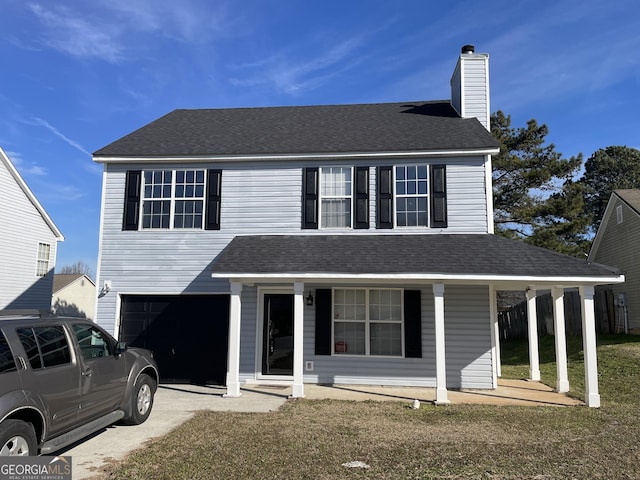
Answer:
[246, 379, 583, 407]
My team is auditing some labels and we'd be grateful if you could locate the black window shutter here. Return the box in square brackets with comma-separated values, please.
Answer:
[430, 165, 447, 228]
[302, 168, 319, 229]
[123, 170, 141, 231]
[354, 167, 370, 229]
[206, 169, 222, 230]
[404, 290, 422, 358]
[376, 166, 393, 229]
[315, 289, 332, 355]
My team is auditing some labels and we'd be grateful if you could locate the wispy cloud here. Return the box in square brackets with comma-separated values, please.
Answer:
[25, 1, 233, 63]
[28, 3, 125, 63]
[33, 117, 91, 156]
[231, 34, 369, 95]
[6, 150, 48, 176]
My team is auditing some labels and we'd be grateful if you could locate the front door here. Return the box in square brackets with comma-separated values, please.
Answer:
[262, 294, 294, 376]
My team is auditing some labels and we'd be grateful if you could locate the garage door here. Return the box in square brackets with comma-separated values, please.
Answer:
[119, 295, 229, 384]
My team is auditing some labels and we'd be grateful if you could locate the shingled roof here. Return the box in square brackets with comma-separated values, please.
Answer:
[615, 189, 640, 215]
[211, 234, 621, 283]
[93, 101, 499, 158]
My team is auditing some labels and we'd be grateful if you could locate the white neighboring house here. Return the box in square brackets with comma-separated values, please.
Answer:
[0, 147, 64, 310]
[52, 273, 96, 320]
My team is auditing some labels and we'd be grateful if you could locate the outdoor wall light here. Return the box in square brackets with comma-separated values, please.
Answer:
[306, 291, 314, 306]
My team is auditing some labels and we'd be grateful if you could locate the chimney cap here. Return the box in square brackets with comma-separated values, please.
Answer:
[461, 44, 475, 54]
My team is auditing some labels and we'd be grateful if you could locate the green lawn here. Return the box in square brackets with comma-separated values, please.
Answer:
[98, 335, 640, 479]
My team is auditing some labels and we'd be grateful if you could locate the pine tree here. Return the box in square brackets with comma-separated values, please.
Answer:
[491, 111, 588, 256]
[582, 146, 640, 232]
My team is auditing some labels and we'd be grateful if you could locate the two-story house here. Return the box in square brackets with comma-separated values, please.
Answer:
[0, 147, 64, 310]
[93, 45, 622, 407]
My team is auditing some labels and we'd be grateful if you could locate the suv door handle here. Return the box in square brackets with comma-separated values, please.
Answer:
[82, 368, 94, 377]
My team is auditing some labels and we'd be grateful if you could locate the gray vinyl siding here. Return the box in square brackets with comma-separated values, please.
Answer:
[235, 283, 491, 389]
[97, 157, 490, 331]
[591, 198, 640, 330]
[450, 54, 489, 130]
[461, 56, 489, 130]
[0, 159, 58, 310]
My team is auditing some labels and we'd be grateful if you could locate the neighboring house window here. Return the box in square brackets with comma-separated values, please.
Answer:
[332, 288, 403, 356]
[302, 167, 369, 229]
[36, 242, 51, 277]
[123, 169, 221, 231]
[377, 165, 447, 229]
[617, 205, 623, 224]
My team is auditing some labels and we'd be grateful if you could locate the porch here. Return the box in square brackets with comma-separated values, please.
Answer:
[245, 378, 582, 407]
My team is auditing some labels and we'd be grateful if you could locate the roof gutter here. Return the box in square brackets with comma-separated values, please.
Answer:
[92, 147, 500, 164]
[211, 271, 625, 288]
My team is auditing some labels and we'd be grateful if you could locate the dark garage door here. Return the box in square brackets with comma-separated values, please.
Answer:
[119, 295, 229, 384]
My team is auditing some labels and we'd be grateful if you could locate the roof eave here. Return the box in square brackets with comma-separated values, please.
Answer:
[211, 272, 625, 288]
[92, 147, 500, 164]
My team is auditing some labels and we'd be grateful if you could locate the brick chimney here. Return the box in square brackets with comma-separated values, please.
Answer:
[450, 44, 490, 130]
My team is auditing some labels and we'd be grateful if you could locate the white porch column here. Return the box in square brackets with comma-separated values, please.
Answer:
[526, 289, 541, 381]
[291, 282, 305, 398]
[433, 284, 449, 404]
[580, 285, 601, 408]
[224, 282, 243, 398]
[551, 287, 569, 393]
[489, 285, 501, 386]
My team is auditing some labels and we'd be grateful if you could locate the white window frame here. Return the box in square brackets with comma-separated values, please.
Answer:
[617, 204, 623, 224]
[140, 169, 206, 230]
[319, 166, 353, 229]
[35, 242, 51, 277]
[331, 288, 404, 357]
[394, 165, 429, 228]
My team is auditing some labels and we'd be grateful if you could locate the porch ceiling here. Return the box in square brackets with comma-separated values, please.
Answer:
[211, 234, 624, 288]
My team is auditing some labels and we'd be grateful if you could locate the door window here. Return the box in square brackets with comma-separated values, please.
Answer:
[72, 324, 112, 360]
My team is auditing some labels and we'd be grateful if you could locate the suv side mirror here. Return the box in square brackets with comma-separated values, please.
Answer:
[115, 342, 127, 356]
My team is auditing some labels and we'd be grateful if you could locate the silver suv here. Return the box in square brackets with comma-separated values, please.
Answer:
[0, 310, 158, 456]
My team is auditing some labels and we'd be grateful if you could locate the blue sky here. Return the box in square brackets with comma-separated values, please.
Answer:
[1, 0, 639, 278]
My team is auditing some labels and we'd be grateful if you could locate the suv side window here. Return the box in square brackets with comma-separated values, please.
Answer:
[16, 326, 72, 369]
[72, 324, 112, 360]
[0, 331, 17, 374]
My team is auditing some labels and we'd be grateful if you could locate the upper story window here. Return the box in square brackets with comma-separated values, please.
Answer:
[303, 167, 369, 230]
[616, 205, 623, 224]
[320, 167, 352, 228]
[36, 242, 51, 277]
[141, 169, 206, 229]
[377, 164, 447, 229]
[304, 164, 446, 230]
[395, 166, 428, 227]
[123, 169, 221, 231]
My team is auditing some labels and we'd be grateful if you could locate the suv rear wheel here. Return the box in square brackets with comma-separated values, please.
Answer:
[0, 420, 37, 456]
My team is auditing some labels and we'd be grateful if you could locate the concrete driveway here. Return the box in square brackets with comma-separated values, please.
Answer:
[61, 384, 288, 479]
